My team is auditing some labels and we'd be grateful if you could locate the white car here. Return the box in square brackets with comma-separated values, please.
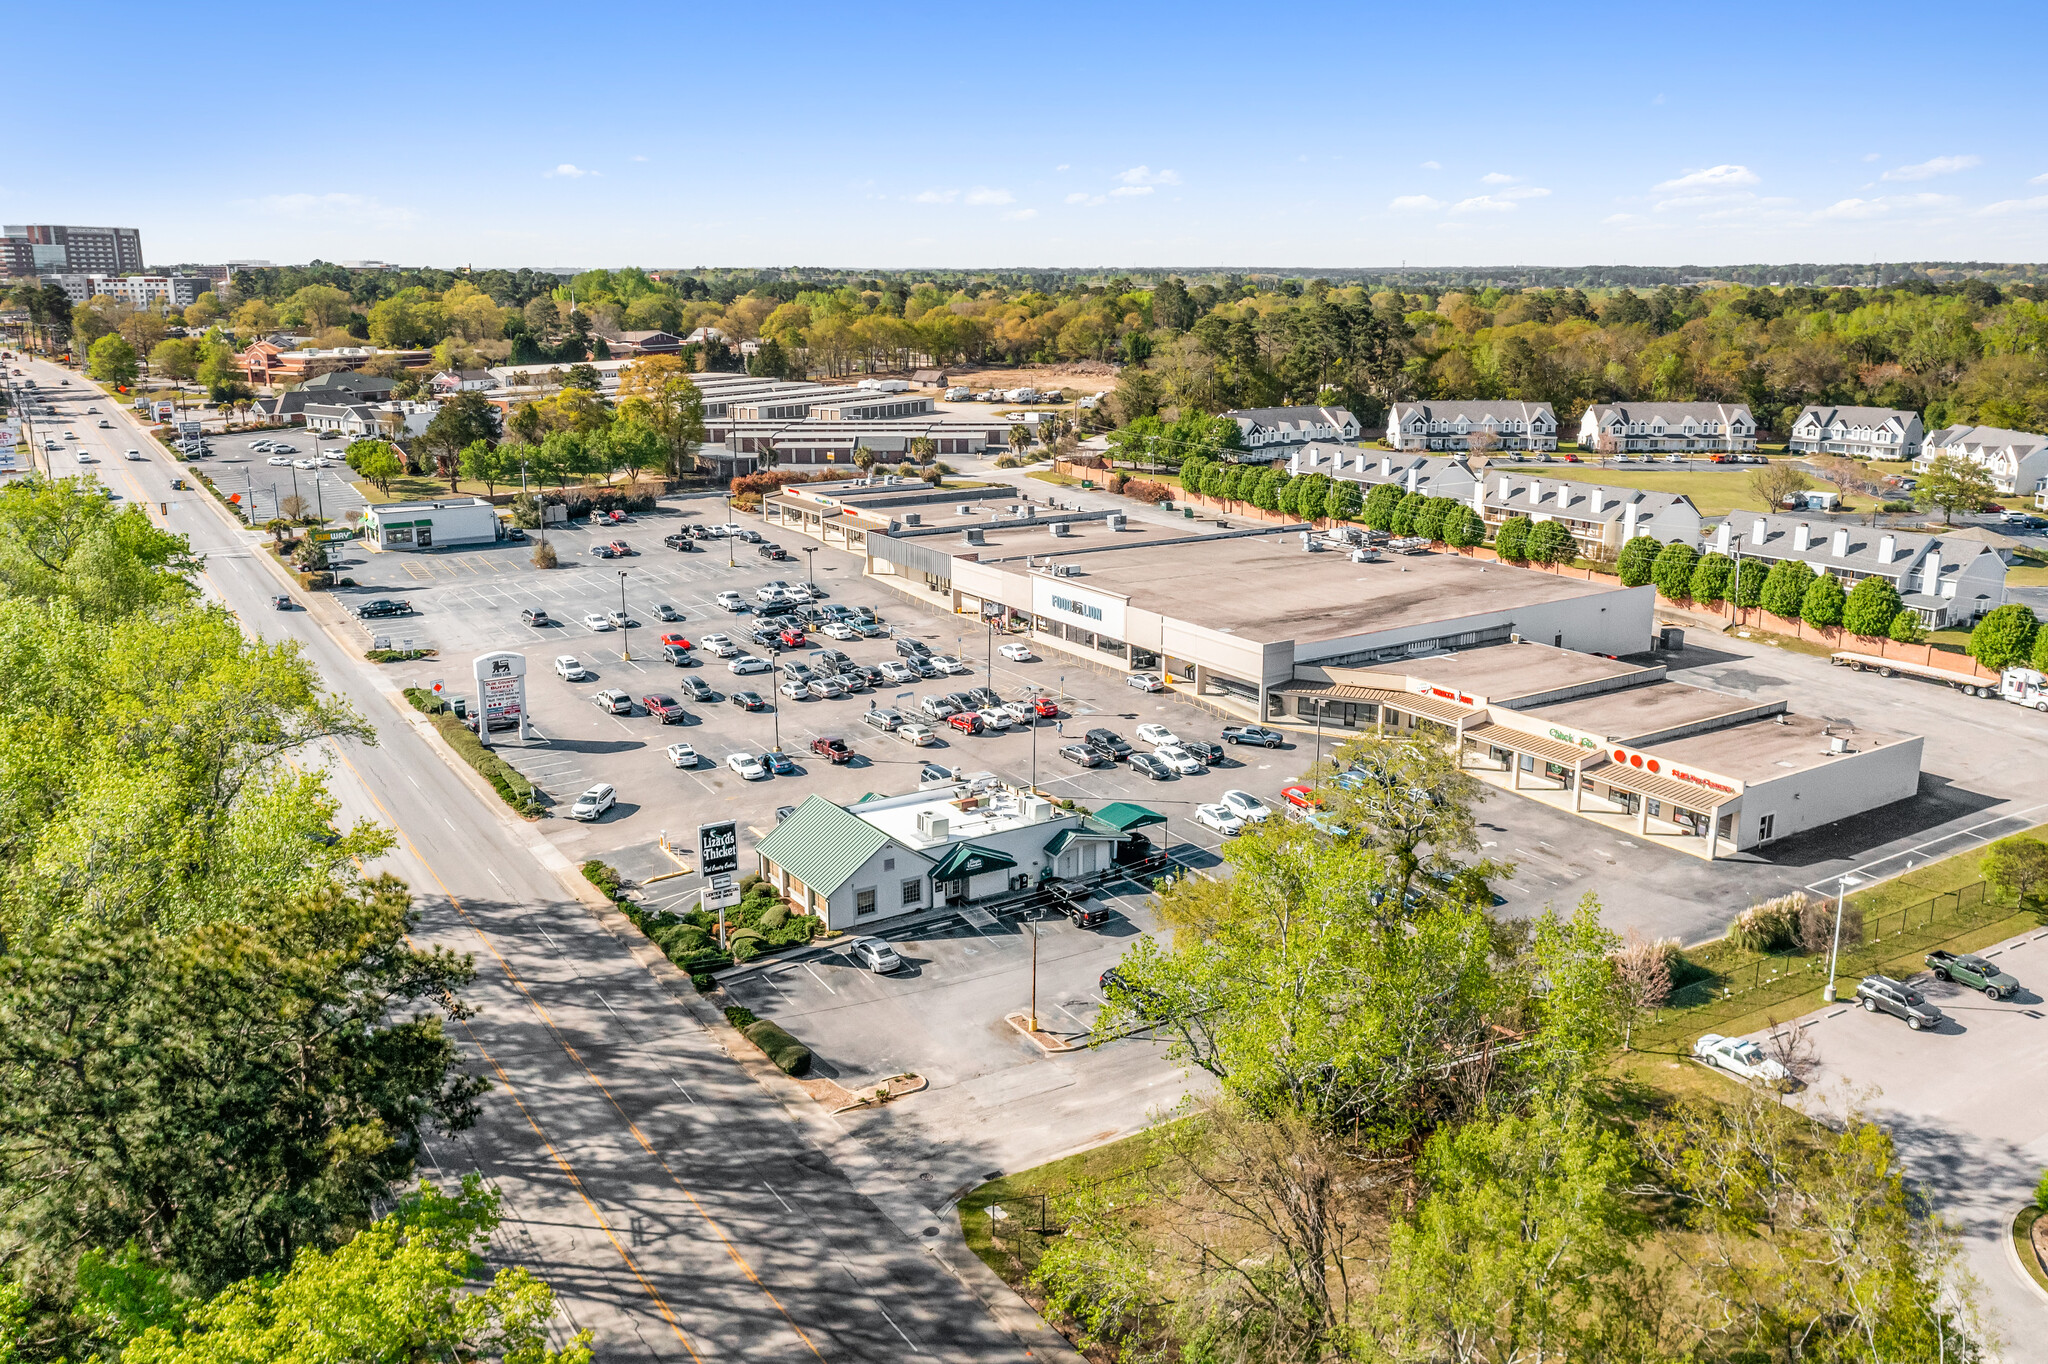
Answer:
[554, 655, 588, 680]
[124, 449, 142, 460]
[931, 654, 973, 676]
[1136, 723, 1179, 747]
[583, 613, 614, 631]
[755, 583, 790, 603]
[726, 752, 767, 780]
[1154, 744, 1203, 775]
[1221, 789, 1271, 823]
[822, 621, 861, 641]
[998, 700, 1037, 724]
[999, 642, 1035, 662]
[846, 936, 903, 973]
[665, 741, 699, 768]
[729, 655, 772, 675]
[896, 722, 936, 746]
[700, 633, 738, 657]
[292, 458, 316, 470]
[878, 661, 919, 684]
[569, 783, 616, 821]
[778, 679, 808, 699]
[1693, 1034, 1791, 1085]
[266, 455, 292, 467]
[606, 608, 629, 628]
[1127, 671, 1166, 692]
[716, 591, 746, 611]
[976, 707, 1013, 730]
[76, 452, 96, 463]
[1194, 802, 1246, 837]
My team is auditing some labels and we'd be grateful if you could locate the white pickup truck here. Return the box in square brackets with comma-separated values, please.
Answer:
[1831, 650, 2048, 710]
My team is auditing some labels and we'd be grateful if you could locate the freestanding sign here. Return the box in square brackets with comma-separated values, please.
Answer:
[698, 820, 739, 877]
[471, 651, 529, 746]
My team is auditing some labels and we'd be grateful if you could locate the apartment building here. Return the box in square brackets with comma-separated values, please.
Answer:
[2, 223, 144, 276]
[1577, 402, 1757, 454]
[1788, 405, 1923, 460]
[1386, 400, 1558, 453]
[45, 273, 209, 308]
[1224, 405, 1361, 450]
[1918, 423, 2048, 496]
[1702, 512, 2008, 628]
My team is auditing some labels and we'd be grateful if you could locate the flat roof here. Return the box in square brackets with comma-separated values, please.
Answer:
[915, 514, 1188, 560]
[1524, 681, 1767, 743]
[985, 532, 1628, 645]
[1651, 711, 1916, 784]
[1368, 639, 1653, 701]
[855, 785, 1065, 851]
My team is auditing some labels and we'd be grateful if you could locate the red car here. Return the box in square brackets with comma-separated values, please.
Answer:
[778, 627, 807, 648]
[1280, 783, 1323, 811]
[948, 711, 984, 735]
[659, 633, 692, 651]
[609, 539, 636, 555]
[1032, 696, 1060, 719]
[641, 694, 687, 723]
[1560, 452, 1580, 462]
[809, 736, 853, 764]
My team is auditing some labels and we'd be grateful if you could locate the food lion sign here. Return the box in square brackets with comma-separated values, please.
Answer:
[471, 651, 529, 746]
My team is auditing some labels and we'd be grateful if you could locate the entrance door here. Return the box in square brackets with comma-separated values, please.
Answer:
[416, 524, 433, 549]
[944, 879, 967, 906]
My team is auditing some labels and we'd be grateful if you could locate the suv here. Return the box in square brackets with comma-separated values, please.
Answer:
[520, 608, 552, 627]
[809, 735, 853, 763]
[919, 695, 959, 720]
[948, 711, 984, 735]
[678, 675, 716, 702]
[1925, 949, 2020, 999]
[1854, 976, 1943, 1030]
[895, 636, 932, 659]
[862, 707, 903, 732]
[1222, 725, 1286, 748]
[641, 694, 687, 723]
[1084, 727, 1133, 761]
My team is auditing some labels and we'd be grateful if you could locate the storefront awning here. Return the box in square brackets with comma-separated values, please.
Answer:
[1463, 722, 1602, 769]
[1044, 824, 1127, 857]
[1092, 802, 1169, 833]
[1581, 758, 1735, 810]
[928, 842, 1018, 882]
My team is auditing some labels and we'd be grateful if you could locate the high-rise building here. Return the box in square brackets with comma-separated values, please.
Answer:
[1, 224, 145, 277]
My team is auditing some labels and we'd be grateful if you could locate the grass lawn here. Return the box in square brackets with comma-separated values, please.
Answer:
[957, 1126, 1167, 1281]
[1565, 467, 1794, 517]
[2009, 547, 2048, 587]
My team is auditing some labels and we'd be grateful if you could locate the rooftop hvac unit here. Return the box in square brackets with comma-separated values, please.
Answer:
[963, 527, 986, 546]
[916, 809, 950, 840]
[1828, 735, 1848, 754]
[1018, 504, 1036, 520]
[903, 512, 921, 526]
[958, 503, 975, 515]
[1021, 796, 1054, 821]
[1106, 512, 1126, 530]
[1300, 531, 1317, 551]
[1049, 522, 1070, 537]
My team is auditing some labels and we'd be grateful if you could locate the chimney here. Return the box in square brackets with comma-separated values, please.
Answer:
[1749, 516, 1766, 546]
[1380, 456, 1393, 476]
[1793, 523, 1812, 551]
[1715, 522, 1731, 554]
[1590, 486, 1605, 515]
[1920, 550, 1941, 593]
[1623, 500, 1639, 540]
[1830, 527, 1849, 557]
[1878, 533, 1895, 562]
[1405, 467, 1419, 493]
[1470, 481, 1486, 513]
[1529, 478, 1544, 506]
[1288, 450, 1300, 474]
[1497, 473, 1514, 499]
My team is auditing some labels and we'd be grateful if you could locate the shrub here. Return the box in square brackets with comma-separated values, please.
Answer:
[532, 541, 558, 569]
[732, 937, 763, 962]
[1843, 573, 1903, 637]
[1761, 558, 1816, 619]
[404, 688, 537, 814]
[758, 903, 789, 931]
[1615, 534, 1661, 587]
[581, 859, 624, 899]
[1689, 551, 1733, 604]
[1731, 892, 1807, 953]
[1106, 471, 1127, 493]
[691, 972, 716, 992]
[723, 1005, 758, 1029]
[651, 922, 711, 956]
[1362, 482, 1404, 532]
[1982, 835, 2048, 903]
[1650, 541, 1699, 601]
[1794, 892, 1862, 956]
[1801, 573, 1846, 631]
[1527, 518, 1578, 567]
[1493, 515, 1531, 562]
[1123, 478, 1171, 504]
[1888, 609, 1926, 643]
[744, 1019, 813, 1076]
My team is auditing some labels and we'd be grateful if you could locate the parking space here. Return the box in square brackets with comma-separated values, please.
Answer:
[193, 427, 368, 523]
[1739, 928, 2048, 1363]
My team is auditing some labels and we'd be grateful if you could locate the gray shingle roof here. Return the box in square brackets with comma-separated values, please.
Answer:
[1793, 405, 1916, 429]
[1585, 401, 1754, 426]
[1925, 423, 2044, 455]
[1712, 513, 2002, 579]
[1388, 399, 1556, 427]
[751, 795, 899, 897]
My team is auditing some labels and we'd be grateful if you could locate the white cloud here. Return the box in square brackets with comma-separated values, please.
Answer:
[1653, 164, 1758, 191]
[1002, 208, 1037, 221]
[1419, 160, 1441, 170]
[1055, 163, 1070, 171]
[912, 188, 959, 203]
[1979, 196, 2048, 216]
[1863, 152, 1882, 162]
[1602, 213, 1644, 225]
[1064, 191, 1093, 204]
[630, 154, 648, 163]
[547, 163, 592, 178]
[964, 186, 1014, 205]
[1110, 184, 1153, 198]
[1882, 154, 1980, 181]
[1115, 165, 1181, 186]
[1820, 198, 1888, 220]
[1389, 194, 1443, 211]
[1452, 195, 1517, 213]
[2029, 172, 2048, 186]
[1498, 186, 1551, 201]
[1480, 171, 1517, 185]
[253, 192, 418, 228]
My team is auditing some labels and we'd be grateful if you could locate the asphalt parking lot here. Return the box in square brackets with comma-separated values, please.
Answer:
[193, 427, 368, 523]
[1734, 928, 2048, 1364]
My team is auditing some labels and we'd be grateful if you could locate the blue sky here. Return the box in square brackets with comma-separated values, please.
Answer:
[12, 0, 2048, 270]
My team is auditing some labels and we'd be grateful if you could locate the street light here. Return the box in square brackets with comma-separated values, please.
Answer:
[1821, 872, 1863, 1002]
[617, 570, 632, 661]
[801, 545, 816, 585]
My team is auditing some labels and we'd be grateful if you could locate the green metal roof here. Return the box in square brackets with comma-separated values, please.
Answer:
[752, 795, 894, 897]
[1092, 801, 1168, 832]
[1044, 824, 1127, 857]
[927, 842, 1018, 882]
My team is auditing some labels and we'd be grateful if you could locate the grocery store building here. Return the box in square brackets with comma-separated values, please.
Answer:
[361, 497, 504, 551]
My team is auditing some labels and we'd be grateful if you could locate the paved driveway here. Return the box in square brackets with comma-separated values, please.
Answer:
[1737, 927, 2048, 1362]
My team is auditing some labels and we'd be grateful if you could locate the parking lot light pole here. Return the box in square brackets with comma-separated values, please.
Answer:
[1821, 872, 1862, 1001]
[802, 545, 816, 585]
[617, 570, 632, 661]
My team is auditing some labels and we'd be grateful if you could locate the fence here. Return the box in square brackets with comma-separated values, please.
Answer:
[1656, 880, 2013, 1019]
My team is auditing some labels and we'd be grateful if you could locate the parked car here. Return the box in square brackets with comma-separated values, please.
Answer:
[641, 694, 687, 723]
[717, 591, 747, 611]
[1154, 744, 1203, 775]
[948, 711, 984, 735]
[725, 752, 767, 780]
[355, 598, 414, 619]
[1059, 743, 1104, 767]
[663, 533, 696, 550]
[895, 636, 933, 659]
[810, 736, 853, 763]
[847, 937, 903, 974]
[1925, 949, 2020, 999]
[1222, 725, 1286, 748]
[1194, 802, 1245, 836]
[1129, 752, 1175, 780]
[1221, 789, 1272, 822]
[920, 695, 960, 720]
[1084, 727, 1133, 760]
[521, 608, 553, 627]
[1032, 695, 1061, 718]
[701, 633, 738, 656]
[658, 633, 693, 653]
[896, 722, 937, 745]
[999, 642, 1035, 661]
[822, 621, 861, 641]
[998, 700, 1038, 725]
[554, 655, 588, 680]
[1127, 671, 1166, 692]
[806, 677, 848, 700]
[569, 784, 617, 821]
[593, 689, 633, 714]
[1693, 1033, 1791, 1085]
[975, 706, 1012, 730]
[729, 656, 772, 675]
[1854, 975, 1943, 1030]
[777, 627, 807, 648]
[778, 679, 808, 700]
[607, 609, 630, 628]
[654, 603, 683, 621]
[679, 675, 715, 702]
[661, 644, 695, 666]
[730, 689, 768, 711]
[665, 742, 700, 768]
[1048, 885, 1110, 929]
[761, 750, 797, 775]
[1179, 738, 1225, 765]
[583, 612, 614, 631]
[1136, 723, 1179, 747]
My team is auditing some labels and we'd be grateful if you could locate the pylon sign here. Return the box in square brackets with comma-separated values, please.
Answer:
[471, 651, 530, 745]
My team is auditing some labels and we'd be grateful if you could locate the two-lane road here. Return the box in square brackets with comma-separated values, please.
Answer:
[18, 365, 1035, 1363]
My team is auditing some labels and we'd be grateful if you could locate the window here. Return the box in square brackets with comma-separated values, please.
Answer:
[856, 888, 877, 917]
[1757, 813, 1775, 841]
[882, 857, 895, 871]
[900, 878, 922, 906]
[385, 525, 414, 544]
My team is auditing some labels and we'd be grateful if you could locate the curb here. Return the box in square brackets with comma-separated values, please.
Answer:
[2007, 1209, 2048, 1307]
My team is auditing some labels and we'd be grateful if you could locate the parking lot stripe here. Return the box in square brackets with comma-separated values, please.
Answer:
[800, 963, 837, 995]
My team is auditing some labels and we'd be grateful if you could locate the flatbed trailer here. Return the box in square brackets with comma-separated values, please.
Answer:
[1830, 650, 2037, 706]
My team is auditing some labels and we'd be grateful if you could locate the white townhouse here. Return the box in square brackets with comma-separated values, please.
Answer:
[1578, 402, 1756, 455]
[1788, 405, 1923, 461]
[1918, 424, 2048, 496]
[1701, 513, 2008, 629]
[1385, 400, 1557, 453]
[1223, 406, 1361, 450]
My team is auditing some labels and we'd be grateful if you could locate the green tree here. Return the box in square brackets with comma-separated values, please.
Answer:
[596, 418, 667, 485]
[1967, 602, 2040, 670]
[1689, 550, 1734, 604]
[457, 439, 514, 497]
[1324, 478, 1362, 522]
[1761, 557, 1817, 619]
[1528, 518, 1578, 567]
[1319, 731, 1494, 909]
[1362, 481, 1404, 531]
[1615, 534, 1661, 587]
[88, 334, 140, 388]
[1413, 495, 1453, 542]
[1913, 453, 1999, 524]
[1650, 541, 1698, 600]
[1441, 504, 1484, 550]
[1274, 472, 1299, 515]
[1731, 554, 1767, 609]
[0, 476, 202, 617]
[1294, 472, 1330, 520]
[1390, 491, 1425, 536]
[114, 1177, 588, 1364]
[1889, 608, 1927, 644]
[1982, 836, 2048, 904]
[1494, 514, 1531, 562]
[1801, 572, 1847, 630]
[1843, 574, 1904, 637]
[1251, 468, 1281, 510]
[418, 392, 501, 473]
[2034, 622, 2048, 671]
[149, 338, 201, 404]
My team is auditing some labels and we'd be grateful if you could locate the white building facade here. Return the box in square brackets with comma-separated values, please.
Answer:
[1918, 424, 2048, 496]
[1386, 400, 1557, 453]
[1578, 401, 1756, 454]
[1788, 405, 1923, 460]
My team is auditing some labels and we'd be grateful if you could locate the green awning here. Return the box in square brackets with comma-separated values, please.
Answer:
[1092, 802, 1168, 833]
[927, 842, 1018, 882]
[1044, 825, 1127, 857]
